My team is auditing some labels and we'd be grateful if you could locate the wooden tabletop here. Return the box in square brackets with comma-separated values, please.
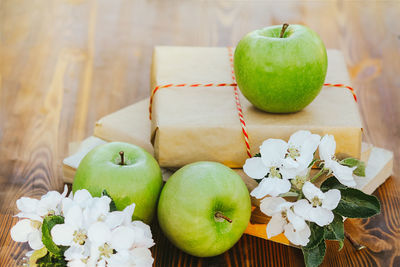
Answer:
[1, 0, 399, 266]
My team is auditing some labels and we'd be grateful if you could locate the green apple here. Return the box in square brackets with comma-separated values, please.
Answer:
[72, 142, 163, 224]
[157, 161, 251, 257]
[234, 24, 328, 113]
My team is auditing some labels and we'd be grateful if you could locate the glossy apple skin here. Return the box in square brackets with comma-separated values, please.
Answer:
[72, 142, 163, 224]
[157, 161, 251, 257]
[234, 24, 327, 113]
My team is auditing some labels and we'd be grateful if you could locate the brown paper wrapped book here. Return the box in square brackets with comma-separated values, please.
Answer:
[150, 46, 363, 168]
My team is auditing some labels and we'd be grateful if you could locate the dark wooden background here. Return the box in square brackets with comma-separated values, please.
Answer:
[1, 0, 399, 266]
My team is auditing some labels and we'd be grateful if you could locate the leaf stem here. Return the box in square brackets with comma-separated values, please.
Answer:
[310, 168, 326, 183]
[279, 191, 299, 198]
[297, 191, 303, 200]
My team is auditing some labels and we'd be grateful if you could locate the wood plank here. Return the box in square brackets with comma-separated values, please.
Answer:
[1, 0, 399, 266]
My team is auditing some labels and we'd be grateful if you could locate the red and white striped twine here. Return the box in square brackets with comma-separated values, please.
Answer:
[227, 46, 252, 158]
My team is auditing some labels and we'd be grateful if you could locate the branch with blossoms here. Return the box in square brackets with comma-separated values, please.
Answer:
[10, 187, 154, 267]
[243, 130, 380, 267]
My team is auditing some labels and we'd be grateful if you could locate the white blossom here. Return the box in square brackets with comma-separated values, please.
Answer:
[294, 181, 341, 226]
[15, 185, 68, 221]
[10, 219, 43, 250]
[51, 203, 89, 247]
[244, 131, 319, 199]
[11, 185, 68, 250]
[244, 139, 292, 198]
[86, 217, 154, 266]
[319, 135, 356, 187]
[281, 130, 320, 178]
[260, 197, 311, 246]
[11, 187, 155, 266]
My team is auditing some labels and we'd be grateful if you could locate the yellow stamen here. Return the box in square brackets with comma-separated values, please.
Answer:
[73, 230, 87, 245]
[99, 243, 114, 258]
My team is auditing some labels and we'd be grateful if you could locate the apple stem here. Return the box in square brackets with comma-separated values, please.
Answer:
[215, 212, 232, 223]
[279, 23, 289, 38]
[119, 151, 125, 165]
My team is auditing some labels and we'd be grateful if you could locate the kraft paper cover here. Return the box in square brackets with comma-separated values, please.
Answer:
[150, 46, 363, 168]
[94, 99, 154, 154]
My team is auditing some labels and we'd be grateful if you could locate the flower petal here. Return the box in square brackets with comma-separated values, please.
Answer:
[130, 247, 154, 267]
[309, 207, 334, 226]
[15, 212, 42, 222]
[65, 204, 83, 229]
[86, 244, 101, 266]
[64, 245, 88, 261]
[110, 226, 136, 251]
[289, 130, 312, 145]
[122, 203, 136, 225]
[266, 213, 285, 238]
[107, 250, 132, 266]
[300, 133, 320, 157]
[293, 199, 312, 221]
[281, 157, 299, 170]
[319, 135, 336, 162]
[322, 189, 341, 210]
[73, 189, 93, 208]
[243, 157, 268, 179]
[62, 184, 69, 198]
[130, 222, 155, 248]
[16, 197, 39, 213]
[67, 259, 87, 267]
[88, 222, 111, 245]
[265, 178, 292, 197]
[260, 139, 288, 167]
[330, 161, 356, 187]
[279, 165, 301, 180]
[131, 221, 153, 240]
[105, 211, 125, 229]
[85, 196, 111, 223]
[10, 219, 35, 242]
[37, 191, 63, 216]
[286, 209, 306, 231]
[284, 223, 311, 246]
[250, 178, 291, 199]
[295, 152, 314, 171]
[61, 197, 74, 217]
[302, 181, 325, 202]
[51, 224, 75, 246]
[260, 197, 287, 216]
[28, 230, 44, 250]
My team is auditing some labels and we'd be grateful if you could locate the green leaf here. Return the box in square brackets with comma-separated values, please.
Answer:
[253, 153, 261, 158]
[340, 158, 366, 177]
[321, 177, 381, 218]
[320, 177, 348, 192]
[324, 213, 344, 250]
[102, 189, 117, 212]
[353, 161, 366, 177]
[302, 241, 326, 267]
[340, 157, 359, 167]
[335, 188, 381, 218]
[41, 216, 66, 256]
[304, 223, 324, 249]
[29, 247, 48, 266]
[36, 251, 67, 267]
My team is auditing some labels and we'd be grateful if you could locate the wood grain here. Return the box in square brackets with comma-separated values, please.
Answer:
[1, 0, 399, 266]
